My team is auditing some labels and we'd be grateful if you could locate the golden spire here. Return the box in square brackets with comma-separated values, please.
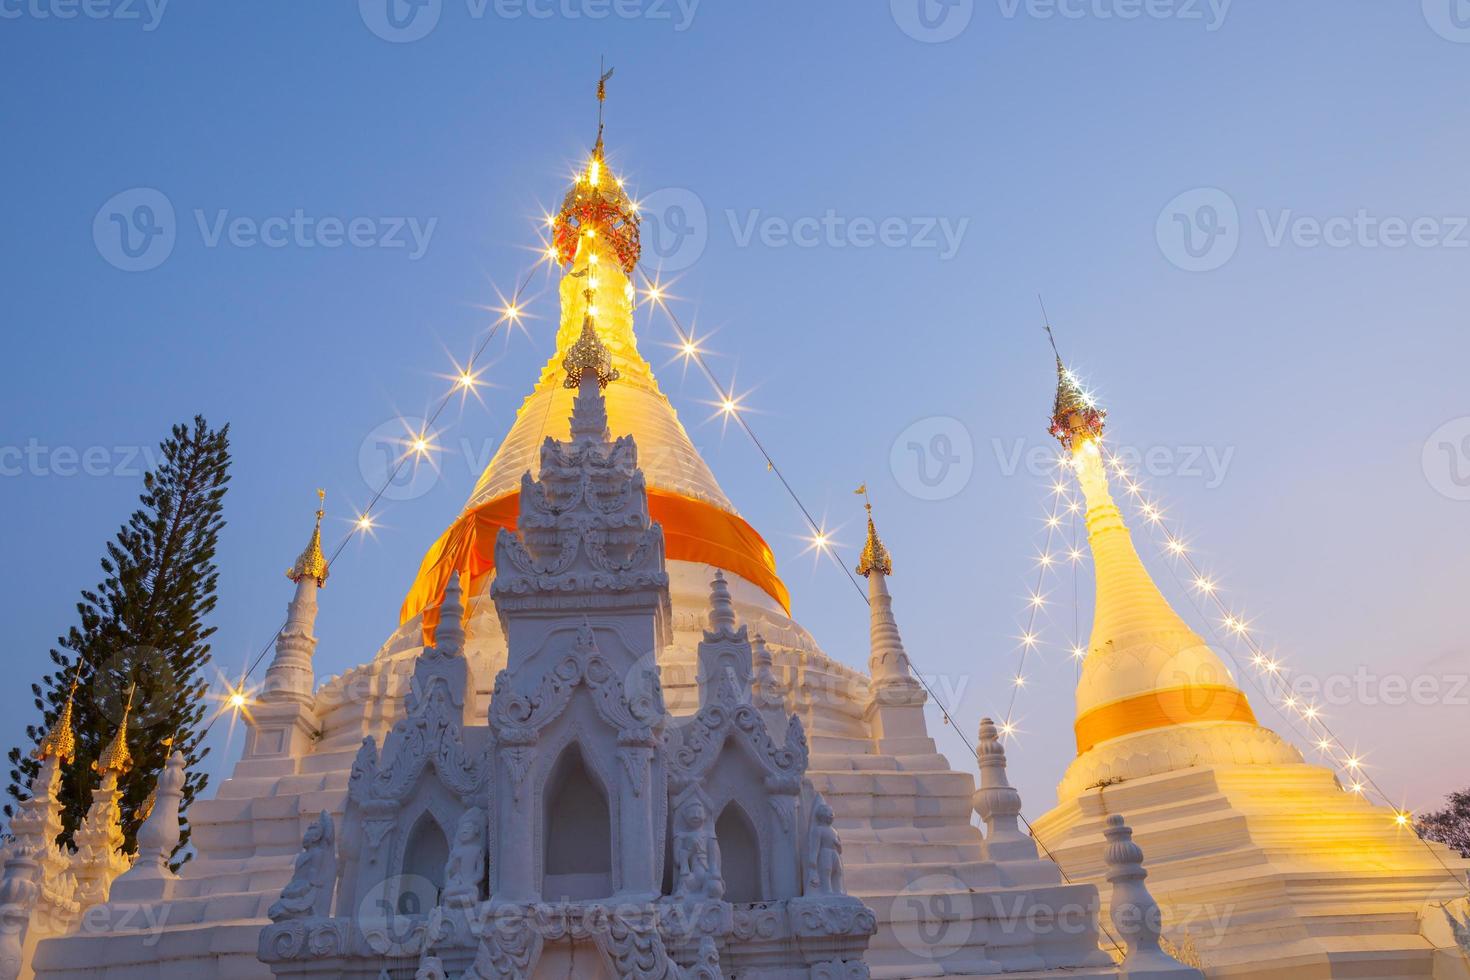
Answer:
[563, 288, 621, 389]
[93, 684, 135, 777]
[551, 66, 641, 275]
[34, 665, 82, 765]
[1045, 323, 1106, 450]
[286, 489, 330, 587]
[854, 486, 893, 578]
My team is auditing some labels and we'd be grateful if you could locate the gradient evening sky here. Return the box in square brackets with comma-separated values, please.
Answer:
[2, 1, 1468, 826]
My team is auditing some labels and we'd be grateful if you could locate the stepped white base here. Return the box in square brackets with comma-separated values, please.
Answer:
[32, 566, 1123, 979]
[1032, 762, 1470, 979]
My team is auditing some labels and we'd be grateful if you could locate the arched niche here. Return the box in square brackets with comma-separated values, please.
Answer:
[542, 742, 612, 900]
[400, 813, 449, 915]
[715, 802, 763, 904]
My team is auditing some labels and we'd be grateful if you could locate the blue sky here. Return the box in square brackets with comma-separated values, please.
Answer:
[2, 1, 1468, 823]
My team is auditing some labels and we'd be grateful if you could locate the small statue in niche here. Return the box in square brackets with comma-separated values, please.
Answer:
[268, 811, 337, 921]
[804, 797, 845, 896]
[443, 807, 485, 907]
[672, 795, 724, 904]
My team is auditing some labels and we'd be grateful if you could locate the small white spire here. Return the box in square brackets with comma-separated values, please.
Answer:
[707, 569, 737, 634]
[433, 571, 466, 657]
[1103, 813, 1203, 977]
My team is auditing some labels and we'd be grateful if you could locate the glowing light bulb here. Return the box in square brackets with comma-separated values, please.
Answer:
[1029, 593, 1046, 609]
[1350, 781, 1365, 794]
[645, 283, 665, 304]
[356, 514, 375, 532]
[228, 692, 247, 711]
[1071, 645, 1087, 660]
[1346, 756, 1362, 770]
[1394, 812, 1411, 828]
[720, 398, 738, 416]
[1013, 675, 1027, 688]
[1020, 632, 1037, 648]
[412, 437, 429, 454]
[457, 371, 477, 389]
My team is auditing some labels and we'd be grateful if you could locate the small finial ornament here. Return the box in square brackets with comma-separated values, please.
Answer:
[34, 665, 82, 765]
[93, 683, 135, 777]
[854, 485, 892, 578]
[286, 489, 330, 587]
[563, 289, 621, 390]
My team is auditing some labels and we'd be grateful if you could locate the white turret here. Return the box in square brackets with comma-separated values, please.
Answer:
[856, 498, 933, 758]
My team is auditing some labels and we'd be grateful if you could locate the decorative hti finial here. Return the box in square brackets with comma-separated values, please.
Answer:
[93, 684, 135, 777]
[853, 485, 892, 578]
[34, 664, 82, 765]
[551, 67, 641, 274]
[286, 489, 330, 587]
[1042, 318, 1106, 450]
[563, 288, 621, 390]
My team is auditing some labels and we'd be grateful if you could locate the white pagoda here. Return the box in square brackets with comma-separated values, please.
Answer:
[2, 89, 1180, 980]
[1030, 355, 1470, 978]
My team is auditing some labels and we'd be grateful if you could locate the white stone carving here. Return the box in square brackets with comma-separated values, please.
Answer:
[268, 812, 337, 922]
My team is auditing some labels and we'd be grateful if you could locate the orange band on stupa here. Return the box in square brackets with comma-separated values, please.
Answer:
[1074, 685, 1258, 755]
[401, 487, 791, 643]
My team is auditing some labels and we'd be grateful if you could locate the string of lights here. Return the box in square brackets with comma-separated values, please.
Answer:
[1096, 440, 1469, 897]
[201, 263, 541, 740]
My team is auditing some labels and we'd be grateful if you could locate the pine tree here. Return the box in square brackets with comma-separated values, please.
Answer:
[1417, 788, 1470, 858]
[6, 416, 231, 860]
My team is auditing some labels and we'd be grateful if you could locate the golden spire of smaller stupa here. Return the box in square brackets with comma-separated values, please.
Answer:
[854, 485, 893, 578]
[1044, 320, 1107, 450]
[286, 490, 330, 587]
[93, 683, 135, 777]
[34, 664, 82, 765]
[563, 288, 621, 389]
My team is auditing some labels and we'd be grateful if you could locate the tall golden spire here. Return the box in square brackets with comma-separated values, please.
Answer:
[286, 489, 330, 587]
[854, 485, 893, 578]
[93, 684, 135, 777]
[34, 665, 82, 766]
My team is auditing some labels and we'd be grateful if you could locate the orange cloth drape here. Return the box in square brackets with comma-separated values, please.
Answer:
[1074, 685, 1257, 755]
[401, 489, 790, 643]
